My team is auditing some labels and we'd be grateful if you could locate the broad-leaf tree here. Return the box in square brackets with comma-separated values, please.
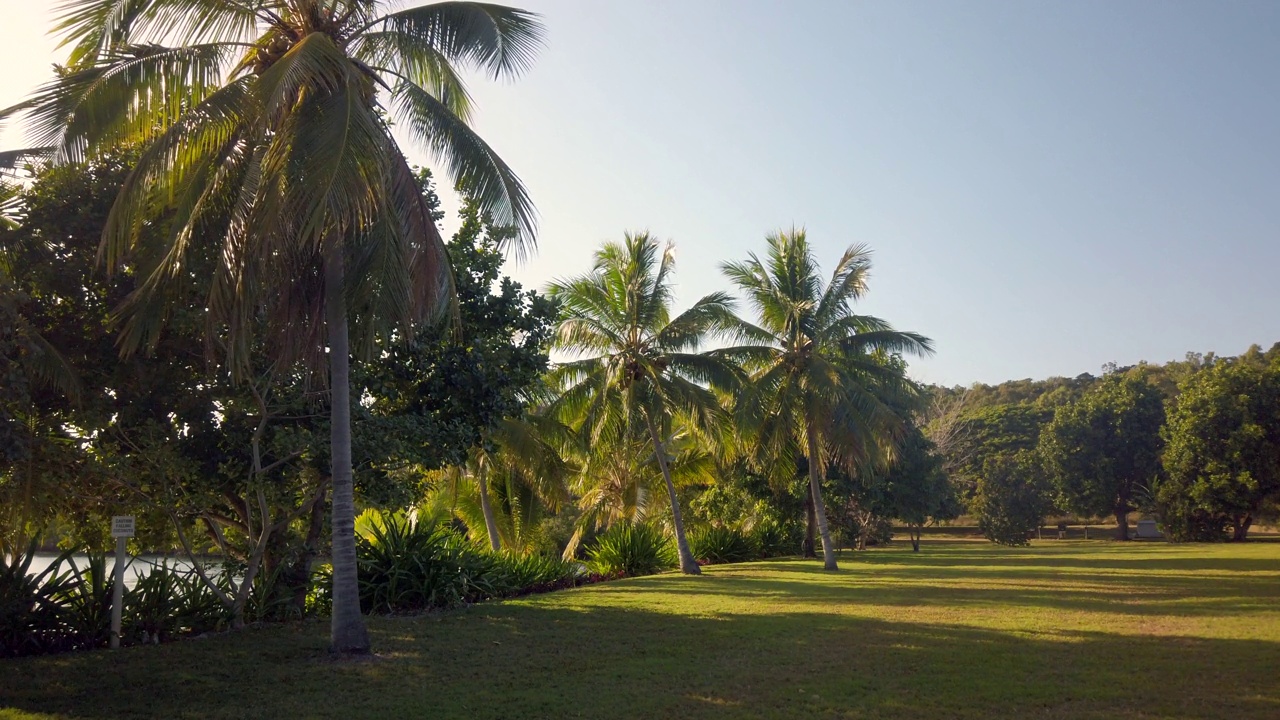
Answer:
[1038, 370, 1165, 540]
[1158, 357, 1280, 541]
[548, 233, 741, 574]
[723, 229, 932, 570]
[883, 426, 957, 552]
[974, 451, 1051, 547]
[6, 0, 543, 653]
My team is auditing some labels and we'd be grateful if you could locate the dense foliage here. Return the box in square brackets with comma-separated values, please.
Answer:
[353, 513, 578, 614]
[688, 526, 759, 565]
[585, 523, 677, 577]
[1157, 355, 1280, 541]
[973, 452, 1053, 546]
[1038, 372, 1165, 539]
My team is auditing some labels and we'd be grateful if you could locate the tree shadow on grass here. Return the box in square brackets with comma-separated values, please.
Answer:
[581, 556, 1280, 620]
[1, 602, 1277, 720]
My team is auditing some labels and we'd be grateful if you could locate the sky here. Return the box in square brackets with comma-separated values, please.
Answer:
[2, 1, 1278, 386]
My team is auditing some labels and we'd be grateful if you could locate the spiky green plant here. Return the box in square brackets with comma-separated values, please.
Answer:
[3, 0, 544, 653]
[585, 522, 676, 577]
[688, 525, 758, 565]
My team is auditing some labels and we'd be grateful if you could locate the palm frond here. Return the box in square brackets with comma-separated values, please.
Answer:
[389, 78, 536, 256]
[368, 2, 545, 79]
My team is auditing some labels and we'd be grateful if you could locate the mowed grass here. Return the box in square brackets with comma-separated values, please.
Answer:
[2, 539, 1279, 719]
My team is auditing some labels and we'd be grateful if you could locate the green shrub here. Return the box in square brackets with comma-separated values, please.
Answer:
[306, 563, 333, 616]
[585, 523, 676, 577]
[489, 552, 577, 596]
[689, 526, 758, 565]
[124, 561, 228, 642]
[750, 520, 802, 558]
[356, 517, 484, 613]
[0, 543, 76, 657]
[356, 515, 581, 613]
[52, 553, 113, 649]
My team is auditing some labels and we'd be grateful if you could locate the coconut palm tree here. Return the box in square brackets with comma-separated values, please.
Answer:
[563, 417, 715, 559]
[722, 229, 933, 570]
[548, 233, 742, 574]
[432, 412, 572, 552]
[4, 0, 543, 653]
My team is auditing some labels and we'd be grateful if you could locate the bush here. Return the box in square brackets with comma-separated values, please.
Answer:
[124, 561, 230, 643]
[750, 519, 802, 558]
[689, 526, 758, 565]
[489, 552, 577, 596]
[355, 514, 579, 614]
[356, 516, 487, 613]
[585, 523, 676, 577]
[1, 543, 77, 657]
[2, 546, 245, 656]
[54, 552, 114, 649]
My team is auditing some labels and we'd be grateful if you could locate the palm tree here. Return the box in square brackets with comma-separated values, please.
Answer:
[432, 412, 572, 553]
[548, 233, 741, 575]
[563, 417, 715, 559]
[4, 0, 543, 653]
[723, 229, 933, 570]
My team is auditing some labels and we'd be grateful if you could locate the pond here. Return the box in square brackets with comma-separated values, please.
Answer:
[19, 553, 203, 588]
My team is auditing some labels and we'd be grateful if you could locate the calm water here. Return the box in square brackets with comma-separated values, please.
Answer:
[19, 553, 201, 588]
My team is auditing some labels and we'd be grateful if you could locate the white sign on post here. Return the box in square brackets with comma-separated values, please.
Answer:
[111, 516, 135, 538]
[110, 516, 134, 649]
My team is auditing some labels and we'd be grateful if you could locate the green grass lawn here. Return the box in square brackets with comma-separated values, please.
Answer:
[2, 538, 1279, 719]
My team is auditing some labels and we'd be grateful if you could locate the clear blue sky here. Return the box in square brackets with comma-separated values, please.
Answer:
[3, 1, 1278, 385]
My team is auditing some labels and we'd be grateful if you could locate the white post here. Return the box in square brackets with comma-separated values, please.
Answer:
[109, 516, 134, 650]
[111, 535, 126, 650]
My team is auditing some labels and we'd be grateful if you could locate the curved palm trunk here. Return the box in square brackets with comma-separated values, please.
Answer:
[802, 491, 817, 558]
[644, 411, 701, 575]
[477, 465, 502, 552]
[805, 427, 839, 571]
[325, 250, 370, 654]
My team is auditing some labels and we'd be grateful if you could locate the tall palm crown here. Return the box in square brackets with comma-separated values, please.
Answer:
[5, 0, 544, 654]
[723, 228, 933, 570]
[548, 232, 741, 574]
[5, 0, 541, 363]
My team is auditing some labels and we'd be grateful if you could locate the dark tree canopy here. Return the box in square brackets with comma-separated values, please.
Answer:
[974, 451, 1052, 547]
[1038, 371, 1165, 540]
[1157, 356, 1280, 541]
[0, 157, 554, 551]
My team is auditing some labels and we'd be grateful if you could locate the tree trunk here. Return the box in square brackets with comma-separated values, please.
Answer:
[644, 412, 700, 575]
[910, 525, 921, 552]
[287, 485, 329, 617]
[1232, 514, 1253, 542]
[477, 465, 502, 553]
[803, 491, 817, 558]
[805, 429, 838, 571]
[325, 250, 370, 654]
[1114, 508, 1130, 541]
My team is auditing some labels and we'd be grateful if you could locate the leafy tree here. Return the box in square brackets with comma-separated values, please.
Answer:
[8, 0, 544, 653]
[3, 154, 551, 625]
[1158, 358, 1280, 541]
[361, 186, 557, 548]
[974, 451, 1052, 546]
[1038, 371, 1165, 540]
[884, 428, 957, 551]
[722, 229, 932, 570]
[548, 233, 741, 574]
